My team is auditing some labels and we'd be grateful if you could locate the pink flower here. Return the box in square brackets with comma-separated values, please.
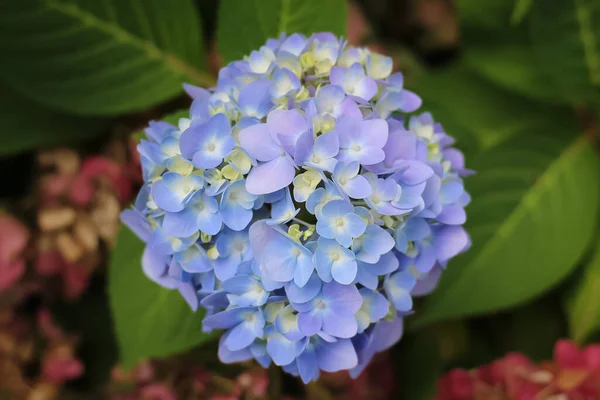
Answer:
[0, 214, 29, 292]
[37, 308, 64, 341]
[69, 156, 132, 206]
[36, 250, 65, 276]
[436, 369, 473, 400]
[42, 350, 84, 384]
[139, 383, 176, 400]
[63, 262, 89, 299]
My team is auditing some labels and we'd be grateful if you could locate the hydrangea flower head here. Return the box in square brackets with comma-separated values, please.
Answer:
[122, 32, 472, 383]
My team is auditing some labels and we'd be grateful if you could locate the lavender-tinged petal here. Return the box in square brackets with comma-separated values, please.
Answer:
[434, 225, 469, 262]
[323, 282, 363, 313]
[298, 311, 322, 336]
[238, 123, 280, 161]
[317, 339, 358, 372]
[437, 204, 466, 225]
[322, 308, 358, 338]
[245, 156, 296, 195]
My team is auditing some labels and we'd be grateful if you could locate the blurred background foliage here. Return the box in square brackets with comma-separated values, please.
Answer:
[1, 0, 600, 399]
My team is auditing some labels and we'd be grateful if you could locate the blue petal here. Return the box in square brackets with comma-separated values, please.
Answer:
[384, 272, 416, 312]
[220, 201, 253, 231]
[238, 79, 274, 118]
[268, 188, 299, 225]
[176, 245, 212, 273]
[151, 173, 201, 212]
[141, 247, 178, 289]
[218, 333, 253, 363]
[322, 308, 358, 338]
[261, 239, 298, 282]
[355, 261, 379, 290]
[274, 305, 304, 341]
[213, 255, 242, 281]
[344, 212, 367, 238]
[434, 225, 469, 262]
[323, 281, 363, 314]
[370, 251, 400, 275]
[298, 311, 322, 336]
[162, 208, 199, 238]
[178, 283, 199, 311]
[225, 311, 265, 351]
[120, 209, 151, 242]
[331, 258, 357, 285]
[359, 288, 389, 323]
[297, 347, 319, 383]
[203, 307, 256, 329]
[437, 204, 466, 225]
[267, 330, 301, 366]
[285, 273, 322, 303]
[316, 339, 358, 372]
[293, 249, 315, 287]
[313, 246, 333, 283]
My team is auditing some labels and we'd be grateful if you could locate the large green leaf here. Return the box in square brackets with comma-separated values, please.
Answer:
[0, 80, 107, 156]
[413, 134, 600, 327]
[457, 0, 562, 104]
[109, 226, 214, 368]
[512, 0, 536, 24]
[217, 0, 347, 64]
[0, 0, 212, 116]
[410, 64, 600, 326]
[412, 66, 577, 154]
[462, 35, 562, 104]
[567, 238, 600, 342]
[530, 0, 600, 105]
[458, 0, 514, 30]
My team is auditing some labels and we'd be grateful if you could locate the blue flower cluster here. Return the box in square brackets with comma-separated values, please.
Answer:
[122, 32, 472, 383]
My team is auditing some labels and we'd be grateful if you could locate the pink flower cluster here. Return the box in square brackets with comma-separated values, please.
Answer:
[0, 308, 83, 398]
[34, 146, 139, 299]
[109, 361, 268, 400]
[436, 339, 600, 400]
[0, 139, 139, 400]
[0, 213, 29, 293]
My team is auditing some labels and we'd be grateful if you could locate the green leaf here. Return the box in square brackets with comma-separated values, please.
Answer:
[217, 0, 347, 64]
[411, 65, 577, 154]
[457, 0, 514, 30]
[458, 0, 563, 104]
[413, 134, 600, 327]
[109, 226, 214, 368]
[0, 80, 108, 156]
[567, 238, 600, 342]
[512, 0, 536, 24]
[0, 0, 212, 116]
[530, 0, 600, 105]
[462, 36, 562, 104]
